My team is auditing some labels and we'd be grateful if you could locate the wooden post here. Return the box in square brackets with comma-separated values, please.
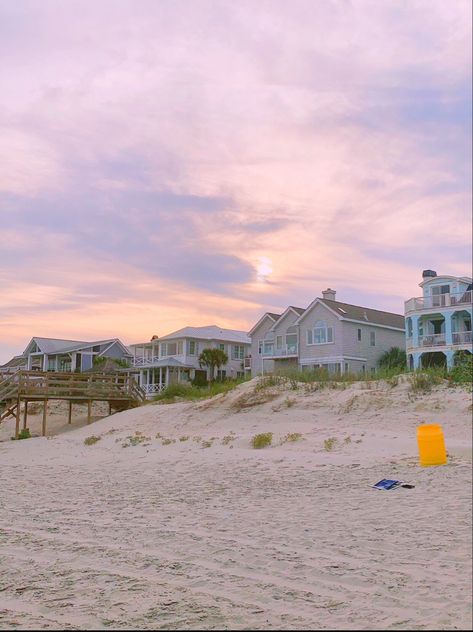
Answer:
[108, 402, 112, 416]
[68, 400, 72, 424]
[87, 400, 92, 424]
[42, 400, 48, 436]
[15, 398, 20, 439]
[23, 400, 28, 430]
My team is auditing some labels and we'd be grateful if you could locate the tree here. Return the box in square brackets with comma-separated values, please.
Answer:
[378, 347, 407, 370]
[198, 348, 228, 382]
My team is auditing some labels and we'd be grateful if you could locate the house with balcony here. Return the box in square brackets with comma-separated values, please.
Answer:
[0, 337, 133, 373]
[129, 325, 251, 396]
[405, 270, 472, 370]
[249, 289, 405, 377]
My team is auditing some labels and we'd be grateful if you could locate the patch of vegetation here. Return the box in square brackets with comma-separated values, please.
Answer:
[121, 431, 151, 447]
[449, 352, 473, 385]
[324, 437, 337, 451]
[378, 347, 407, 371]
[153, 378, 248, 403]
[251, 432, 273, 449]
[282, 432, 302, 443]
[161, 438, 175, 445]
[11, 428, 32, 441]
[408, 370, 445, 395]
[284, 397, 296, 408]
[221, 433, 236, 445]
[254, 375, 285, 391]
[179, 435, 190, 442]
[84, 435, 101, 446]
[201, 440, 213, 448]
[344, 436, 351, 444]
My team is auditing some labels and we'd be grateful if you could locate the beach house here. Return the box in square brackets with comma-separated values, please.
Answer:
[129, 325, 251, 396]
[0, 337, 133, 373]
[249, 289, 405, 377]
[405, 270, 472, 370]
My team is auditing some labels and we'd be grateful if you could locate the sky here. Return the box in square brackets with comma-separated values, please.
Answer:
[0, 0, 471, 363]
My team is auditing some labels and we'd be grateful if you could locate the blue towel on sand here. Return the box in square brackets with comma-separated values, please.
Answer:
[372, 479, 402, 490]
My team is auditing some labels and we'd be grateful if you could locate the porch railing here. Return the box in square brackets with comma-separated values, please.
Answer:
[452, 331, 472, 345]
[141, 383, 166, 398]
[132, 356, 160, 366]
[405, 290, 472, 313]
[419, 334, 446, 347]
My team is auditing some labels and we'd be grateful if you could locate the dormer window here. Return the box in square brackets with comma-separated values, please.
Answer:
[431, 284, 450, 307]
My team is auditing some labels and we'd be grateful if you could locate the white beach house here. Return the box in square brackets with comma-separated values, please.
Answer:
[249, 289, 406, 377]
[129, 325, 251, 396]
[405, 270, 472, 370]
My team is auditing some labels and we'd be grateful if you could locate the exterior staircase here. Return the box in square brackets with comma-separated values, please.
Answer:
[0, 370, 20, 422]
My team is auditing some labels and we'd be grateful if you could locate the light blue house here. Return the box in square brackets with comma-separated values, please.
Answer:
[405, 270, 472, 370]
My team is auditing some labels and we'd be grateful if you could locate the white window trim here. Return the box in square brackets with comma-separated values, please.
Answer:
[306, 325, 334, 346]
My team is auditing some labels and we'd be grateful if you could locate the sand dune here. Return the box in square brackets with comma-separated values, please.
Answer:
[0, 377, 471, 630]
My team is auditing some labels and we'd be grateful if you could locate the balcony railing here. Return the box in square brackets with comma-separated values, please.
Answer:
[132, 356, 160, 367]
[405, 290, 472, 313]
[262, 344, 298, 357]
[419, 334, 446, 347]
[452, 331, 472, 345]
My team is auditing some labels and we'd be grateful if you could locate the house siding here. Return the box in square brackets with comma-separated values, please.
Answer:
[250, 318, 275, 377]
[298, 303, 344, 362]
[341, 322, 405, 372]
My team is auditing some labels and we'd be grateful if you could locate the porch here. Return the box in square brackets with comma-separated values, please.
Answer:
[136, 358, 194, 398]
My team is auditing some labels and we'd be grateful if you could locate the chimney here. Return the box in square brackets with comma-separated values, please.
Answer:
[322, 288, 336, 301]
[422, 270, 437, 279]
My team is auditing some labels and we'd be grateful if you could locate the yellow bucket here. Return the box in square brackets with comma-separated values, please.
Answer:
[417, 424, 447, 467]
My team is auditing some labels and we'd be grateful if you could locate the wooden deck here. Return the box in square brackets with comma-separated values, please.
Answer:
[0, 370, 146, 438]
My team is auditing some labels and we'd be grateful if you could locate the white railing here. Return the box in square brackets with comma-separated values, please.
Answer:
[419, 334, 446, 347]
[141, 383, 166, 397]
[452, 331, 472, 345]
[262, 344, 299, 357]
[132, 356, 160, 366]
[405, 290, 472, 313]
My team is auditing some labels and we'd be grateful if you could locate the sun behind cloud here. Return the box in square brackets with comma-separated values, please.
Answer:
[256, 256, 273, 283]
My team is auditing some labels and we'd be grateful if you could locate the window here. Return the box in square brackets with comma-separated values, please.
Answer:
[177, 341, 183, 354]
[345, 363, 349, 373]
[370, 367, 376, 375]
[232, 345, 245, 360]
[188, 340, 197, 355]
[370, 331, 376, 346]
[167, 342, 177, 355]
[236, 371, 245, 379]
[216, 369, 226, 380]
[431, 284, 450, 307]
[276, 335, 283, 349]
[218, 343, 226, 352]
[258, 340, 263, 355]
[308, 321, 334, 345]
[357, 328, 362, 341]
[406, 318, 412, 338]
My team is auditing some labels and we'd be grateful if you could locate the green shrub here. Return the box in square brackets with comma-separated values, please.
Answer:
[251, 432, 273, 449]
[449, 353, 473, 384]
[378, 347, 407, 370]
[11, 428, 31, 441]
[179, 435, 190, 442]
[153, 378, 246, 403]
[84, 435, 101, 446]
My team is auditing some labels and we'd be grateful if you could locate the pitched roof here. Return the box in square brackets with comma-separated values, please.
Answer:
[289, 306, 305, 315]
[0, 355, 27, 370]
[267, 312, 283, 320]
[28, 337, 89, 354]
[159, 325, 251, 344]
[319, 298, 405, 329]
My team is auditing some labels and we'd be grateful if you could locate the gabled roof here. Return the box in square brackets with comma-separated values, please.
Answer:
[270, 306, 305, 331]
[248, 312, 282, 336]
[25, 337, 89, 355]
[296, 298, 405, 330]
[159, 325, 250, 344]
[24, 337, 132, 356]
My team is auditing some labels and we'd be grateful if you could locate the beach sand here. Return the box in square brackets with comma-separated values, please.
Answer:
[0, 377, 471, 630]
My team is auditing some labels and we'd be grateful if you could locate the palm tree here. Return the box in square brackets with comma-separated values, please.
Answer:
[378, 347, 407, 370]
[198, 348, 228, 382]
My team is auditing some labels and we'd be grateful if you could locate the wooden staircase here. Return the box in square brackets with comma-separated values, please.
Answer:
[0, 370, 20, 422]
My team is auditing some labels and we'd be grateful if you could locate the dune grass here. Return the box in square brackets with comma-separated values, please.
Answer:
[152, 377, 249, 403]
